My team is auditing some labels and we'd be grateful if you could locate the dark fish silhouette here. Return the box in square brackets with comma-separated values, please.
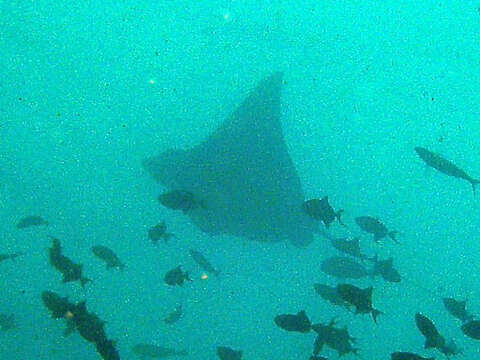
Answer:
[148, 221, 176, 244]
[132, 343, 188, 358]
[70, 301, 107, 344]
[16, 215, 48, 229]
[41, 291, 76, 336]
[312, 319, 358, 357]
[142, 73, 317, 247]
[321, 256, 371, 279]
[189, 249, 219, 277]
[370, 255, 401, 283]
[71, 301, 120, 360]
[302, 197, 344, 228]
[42, 292, 119, 359]
[330, 237, 369, 261]
[91, 245, 125, 271]
[0, 252, 24, 263]
[164, 304, 182, 324]
[164, 266, 191, 286]
[461, 320, 480, 340]
[391, 352, 434, 360]
[313, 283, 350, 309]
[337, 284, 382, 323]
[0, 313, 15, 331]
[355, 216, 399, 243]
[41, 291, 75, 319]
[415, 146, 480, 194]
[415, 313, 445, 349]
[274, 310, 311, 333]
[158, 190, 205, 213]
[48, 237, 91, 288]
[217, 346, 242, 360]
[443, 297, 473, 323]
[95, 338, 120, 360]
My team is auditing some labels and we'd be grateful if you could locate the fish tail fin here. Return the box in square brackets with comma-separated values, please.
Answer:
[389, 231, 400, 243]
[371, 308, 383, 323]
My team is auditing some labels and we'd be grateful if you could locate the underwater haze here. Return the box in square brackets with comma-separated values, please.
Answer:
[1, 0, 480, 359]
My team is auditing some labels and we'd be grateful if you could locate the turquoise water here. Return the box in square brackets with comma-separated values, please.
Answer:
[1, 0, 480, 358]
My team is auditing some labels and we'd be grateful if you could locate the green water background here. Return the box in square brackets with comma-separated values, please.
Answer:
[1, 0, 480, 358]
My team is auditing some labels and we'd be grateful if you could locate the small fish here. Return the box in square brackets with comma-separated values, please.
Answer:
[391, 352, 434, 360]
[91, 245, 125, 271]
[415, 313, 445, 349]
[337, 284, 382, 323]
[158, 190, 205, 213]
[48, 236, 91, 288]
[415, 146, 480, 194]
[164, 266, 191, 286]
[443, 297, 474, 323]
[148, 221, 176, 244]
[321, 256, 371, 279]
[0, 313, 15, 331]
[313, 283, 350, 309]
[41, 291, 75, 319]
[370, 255, 401, 283]
[189, 249, 220, 277]
[41, 291, 76, 336]
[302, 197, 344, 228]
[274, 310, 311, 333]
[0, 252, 24, 263]
[16, 215, 48, 229]
[164, 304, 182, 324]
[312, 320, 358, 357]
[355, 216, 399, 243]
[217, 346, 242, 360]
[461, 320, 480, 340]
[330, 237, 369, 261]
[132, 343, 188, 358]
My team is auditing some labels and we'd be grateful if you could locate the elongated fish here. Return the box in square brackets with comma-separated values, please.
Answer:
[0, 252, 24, 263]
[91, 245, 125, 271]
[321, 256, 371, 279]
[415, 147, 480, 194]
[189, 249, 220, 277]
[16, 215, 48, 229]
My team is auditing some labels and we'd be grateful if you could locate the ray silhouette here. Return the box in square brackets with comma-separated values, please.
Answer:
[143, 72, 316, 247]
